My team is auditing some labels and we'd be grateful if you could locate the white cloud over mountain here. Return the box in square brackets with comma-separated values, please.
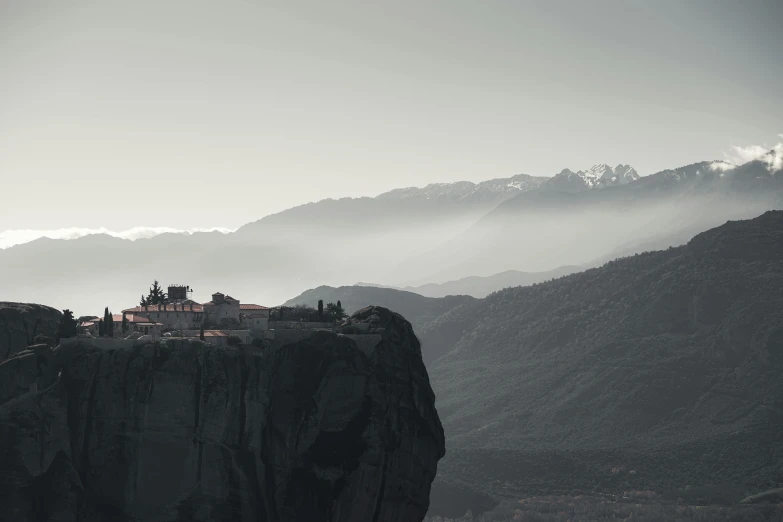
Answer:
[723, 134, 783, 172]
[0, 227, 235, 249]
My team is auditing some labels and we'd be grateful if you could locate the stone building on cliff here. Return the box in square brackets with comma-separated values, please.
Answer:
[76, 285, 270, 340]
[119, 287, 270, 333]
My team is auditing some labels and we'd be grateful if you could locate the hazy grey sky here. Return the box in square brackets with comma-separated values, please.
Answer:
[1, 0, 781, 231]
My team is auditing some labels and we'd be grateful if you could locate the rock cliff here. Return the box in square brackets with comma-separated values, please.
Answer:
[0, 306, 445, 522]
[0, 302, 62, 360]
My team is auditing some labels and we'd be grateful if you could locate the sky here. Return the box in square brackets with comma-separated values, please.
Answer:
[1, 0, 781, 234]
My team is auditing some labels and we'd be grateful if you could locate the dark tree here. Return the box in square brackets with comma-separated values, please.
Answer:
[104, 307, 113, 338]
[337, 300, 342, 311]
[56, 309, 78, 341]
[98, 319, 105, 337]
[228, 335, 242, 347]
[140, 280, 167, 306]
[199, 323, 205, 341]
[326, 302, 347, 321]
[318, 299, 324, 320]
[122, 313, 128, 335]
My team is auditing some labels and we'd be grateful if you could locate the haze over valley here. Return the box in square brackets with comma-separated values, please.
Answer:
[2, 151, 782, 314]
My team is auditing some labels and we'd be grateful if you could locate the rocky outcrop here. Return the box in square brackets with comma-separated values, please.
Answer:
[0, 302, 62, 360]
[0, 306, 445, 522]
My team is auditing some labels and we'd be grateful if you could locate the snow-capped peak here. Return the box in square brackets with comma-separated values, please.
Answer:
[574, 164, 639, 188]
[579, 164, 614, 187]
[545, 164, 639, 192]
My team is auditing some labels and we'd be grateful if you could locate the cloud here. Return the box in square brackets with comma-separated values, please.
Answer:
[723, 134, 783, 173]
[708, 161, 736, 172]
[0, 227, 235, 249]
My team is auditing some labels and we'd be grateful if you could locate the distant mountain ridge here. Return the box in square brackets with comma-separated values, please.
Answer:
[1, 156, 781, 315]
[397, 159, 783, 284]
[376, 173, 548, 202]
[545, 163, 640, 192]
[355, 265, 582, 299]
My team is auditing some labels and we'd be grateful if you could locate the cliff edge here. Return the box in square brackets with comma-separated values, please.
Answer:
[0, 302, 62, 360]
[0, 306, 445, 522]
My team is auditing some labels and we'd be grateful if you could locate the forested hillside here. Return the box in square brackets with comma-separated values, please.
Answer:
[424, 211, 783, 514]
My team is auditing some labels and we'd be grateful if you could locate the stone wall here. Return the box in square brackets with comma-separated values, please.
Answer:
[175, 330, 252, 344]
[269, 320, 335, 330]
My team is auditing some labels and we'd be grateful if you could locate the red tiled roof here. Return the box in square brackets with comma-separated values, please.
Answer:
[240, 304, 269, 310]
[204, 331, 229, 337]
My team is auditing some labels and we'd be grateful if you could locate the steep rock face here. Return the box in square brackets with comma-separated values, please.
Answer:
[0, 302, 62, 360]
[0, 307, 444, 522]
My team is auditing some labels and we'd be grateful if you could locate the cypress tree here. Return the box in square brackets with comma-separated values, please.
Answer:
[318, 299, 324, 320]
[104, 307, 111, 338]
[98, 319, 105, 337]
[199, 322, 205, 341]
[122, 313, 128, 335]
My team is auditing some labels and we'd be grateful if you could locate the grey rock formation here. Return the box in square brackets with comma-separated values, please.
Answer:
[0, 306, 445, 522]
[0, 302, 62, 360]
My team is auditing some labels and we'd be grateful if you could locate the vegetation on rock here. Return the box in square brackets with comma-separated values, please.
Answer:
[56, 309, 78, 341]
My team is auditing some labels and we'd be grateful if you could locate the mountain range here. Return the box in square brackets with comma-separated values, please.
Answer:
[1, 158, 781, 315]
[282, 211, 783, 517]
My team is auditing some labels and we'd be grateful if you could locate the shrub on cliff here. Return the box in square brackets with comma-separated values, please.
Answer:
[56, 310, 78, 341]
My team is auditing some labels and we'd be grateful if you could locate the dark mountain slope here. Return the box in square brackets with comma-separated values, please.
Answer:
[423, 211, 783, 510]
